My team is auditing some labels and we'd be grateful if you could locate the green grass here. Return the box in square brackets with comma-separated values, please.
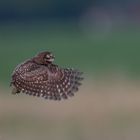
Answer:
[0, 23, 140, 83]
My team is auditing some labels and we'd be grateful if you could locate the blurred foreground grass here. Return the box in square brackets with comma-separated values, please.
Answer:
[1, 80, 140, 140]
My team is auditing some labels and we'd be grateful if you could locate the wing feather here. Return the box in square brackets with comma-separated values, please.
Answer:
[11, 61, 83, 100]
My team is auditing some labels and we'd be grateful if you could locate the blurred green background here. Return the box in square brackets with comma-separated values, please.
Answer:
[0, 0, 140, 140]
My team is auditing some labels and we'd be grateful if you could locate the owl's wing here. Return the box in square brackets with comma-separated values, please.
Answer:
[11, 62, 48, 93]
[43, 67, 83, 100]
[12, 63, 83, 100]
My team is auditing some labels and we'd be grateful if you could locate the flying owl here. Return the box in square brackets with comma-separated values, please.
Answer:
[10, 51, 83, 100]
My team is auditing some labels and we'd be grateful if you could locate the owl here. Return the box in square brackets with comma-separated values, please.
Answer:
[10, 51, 83, 100]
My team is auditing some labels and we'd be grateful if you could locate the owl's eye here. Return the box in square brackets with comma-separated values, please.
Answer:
[44, 53, 54, 63]
[46, 54, 51, 59]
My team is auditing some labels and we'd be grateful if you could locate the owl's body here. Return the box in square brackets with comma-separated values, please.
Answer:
[11, 51, 83, 100]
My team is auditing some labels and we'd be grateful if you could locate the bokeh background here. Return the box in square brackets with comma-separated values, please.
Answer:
[0, 0, 140, 140]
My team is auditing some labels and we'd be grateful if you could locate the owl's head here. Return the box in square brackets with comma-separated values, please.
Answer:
[33, 51, 55, 65]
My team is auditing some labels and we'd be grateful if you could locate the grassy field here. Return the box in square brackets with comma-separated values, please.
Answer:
[1, 80, 140, 140]
[0, 23, 140, 140]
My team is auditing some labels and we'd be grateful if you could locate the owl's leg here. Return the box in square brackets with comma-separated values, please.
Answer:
[11, 85, 20, 94]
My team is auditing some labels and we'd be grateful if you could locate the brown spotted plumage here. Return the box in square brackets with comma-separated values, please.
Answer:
[10, 51, 83, 100]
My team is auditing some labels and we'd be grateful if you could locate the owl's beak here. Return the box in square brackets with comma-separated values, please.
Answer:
[45, 55, 55, 63]
[49, 57, 54, 62]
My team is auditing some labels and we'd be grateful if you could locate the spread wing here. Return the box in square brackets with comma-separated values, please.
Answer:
[11, 62, 83, 100]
